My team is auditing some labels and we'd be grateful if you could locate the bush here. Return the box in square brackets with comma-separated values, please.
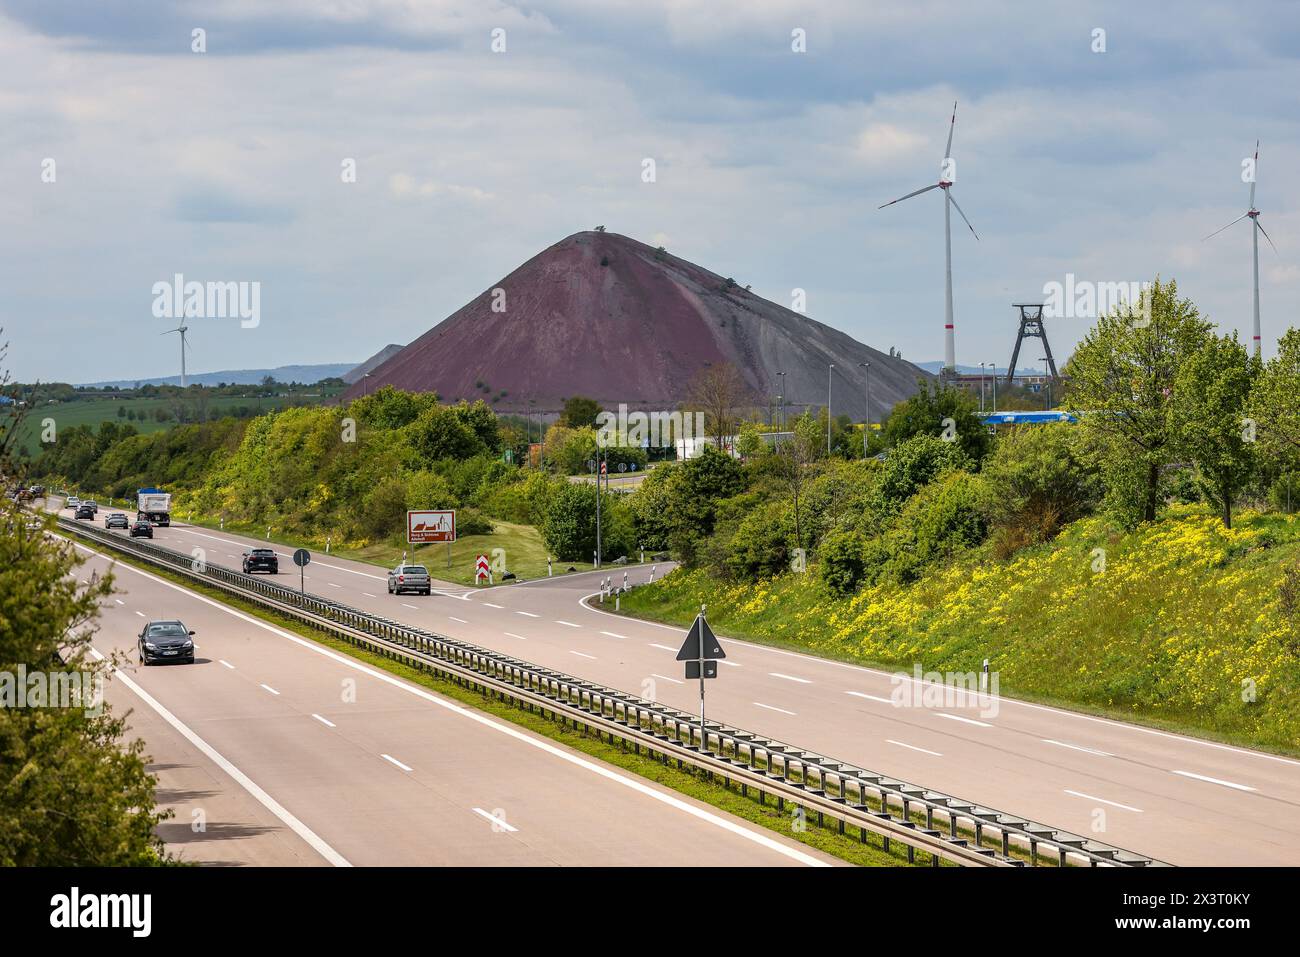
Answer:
[819, 528, 867, 596]
[978, 423, 1103, 547]
[1270, 473, 1300, 514]
[872, 434, 970, 515]
[541, 483, 598, 561]
[725, 500, 793, 581]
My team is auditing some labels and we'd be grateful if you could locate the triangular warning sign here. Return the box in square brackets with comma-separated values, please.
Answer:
[676, 615, 725, 660]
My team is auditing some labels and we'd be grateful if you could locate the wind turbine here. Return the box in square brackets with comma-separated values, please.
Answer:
[1203, 140, 1278, 358]
[879, 101, 979, 375]
[161, 324, 190, 387]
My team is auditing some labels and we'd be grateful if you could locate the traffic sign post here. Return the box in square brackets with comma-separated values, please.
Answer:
[475, 554, 492, 585]
[676, 605, 725, 753]
[293, 548, 311, 595]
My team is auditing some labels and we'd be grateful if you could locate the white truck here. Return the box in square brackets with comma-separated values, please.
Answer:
[137, 488, 172, 527]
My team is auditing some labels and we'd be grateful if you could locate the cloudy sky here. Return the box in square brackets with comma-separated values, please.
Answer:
[5, 0, 1299, 385]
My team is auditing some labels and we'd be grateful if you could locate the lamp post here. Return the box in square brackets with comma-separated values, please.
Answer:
[776, 371, 787, 433]
[989, 362, 998, 413]
[827, 363, 834, 455]
[858, 361, 870, 457]
[978, 362, 986, 413]
[1042, 358, 1052, 410]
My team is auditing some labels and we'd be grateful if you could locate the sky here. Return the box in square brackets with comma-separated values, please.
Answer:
[4, 0, 1299, 385]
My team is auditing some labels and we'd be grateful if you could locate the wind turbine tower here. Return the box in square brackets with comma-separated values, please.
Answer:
[1204, 141, 1278, 358]
[162, 324, 191, 387]
[879, 101, 980, 376]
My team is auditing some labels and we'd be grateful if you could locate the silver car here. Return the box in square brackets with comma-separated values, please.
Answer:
[387, 564, 431, 596]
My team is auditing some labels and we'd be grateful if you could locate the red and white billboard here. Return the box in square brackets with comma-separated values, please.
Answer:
[408, 509, 456, 544]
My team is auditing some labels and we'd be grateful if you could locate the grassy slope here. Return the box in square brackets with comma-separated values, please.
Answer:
[619, 505, 1300, 755]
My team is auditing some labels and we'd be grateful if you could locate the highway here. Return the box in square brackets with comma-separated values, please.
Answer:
[64, 528, 835, 866]
[60, 501, 1300, 866]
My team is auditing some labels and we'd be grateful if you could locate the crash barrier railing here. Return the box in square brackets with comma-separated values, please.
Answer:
[58, 516, 1167, 868]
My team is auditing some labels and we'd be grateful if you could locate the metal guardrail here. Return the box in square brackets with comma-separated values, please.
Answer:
[57, 515, 1167, 868]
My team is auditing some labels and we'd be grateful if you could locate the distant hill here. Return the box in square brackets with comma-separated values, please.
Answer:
[342, 230, 932, 421]
[343, 344, 404, 384]
[82, 363, 357, 388]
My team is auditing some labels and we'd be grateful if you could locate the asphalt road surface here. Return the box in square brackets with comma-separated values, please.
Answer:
[55, 501, 1300, 865]
[63, 529, 834, 867]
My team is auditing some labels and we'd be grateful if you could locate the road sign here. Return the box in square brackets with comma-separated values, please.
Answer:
[685, 661, 718, 679]
[675, 615, 725, 661]
[408, 509, 456, 544]
[475, 554, 491, 584]
[677, 607, 724, 754]
[292, 548, 311, 567]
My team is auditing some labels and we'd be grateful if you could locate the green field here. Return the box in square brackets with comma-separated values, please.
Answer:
[7, 392, 338, 456]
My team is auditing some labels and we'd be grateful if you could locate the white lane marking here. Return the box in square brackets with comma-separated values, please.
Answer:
[84, 646, 350, 867]
[887, 739, 942, 757]
[312, 713, 336, 728]
[326, 582, 341, 588]
[516, 611, 539, 618]
[769, 672, 812, 684]
[219, 659, 235, 670]
[1173, 770, 1256, 792]
[569, 650, 597, 660]
[70, 540, 827, 867]
[401, 603, 419, 610]
[483, 602, 503, 609]
[555, 620, 581, 628]
[114, 598, 125, 605]
[503, 632, 529, 641]
[753, 702, 797, 716]
[381, 753, 413, 772]
[717, 660, 741, 667]
[261, 684, 280, 696]
[649, 643, 677, 652]
[362, 592, 377, 598]
[1064, 789, 1144, 813]
[936, 713, 992, 728]
[578, 591, 1300, 771]
[1043, 739, 1113, 757]
[650, 673, 683, 685]
[601, 631, 628, 639]
[449, 616, 468, 624]
[846, 691, 893, 704]
[135, 611, 147, 618]
[472, 807, 518, 832]
[173, 527, 388, 581]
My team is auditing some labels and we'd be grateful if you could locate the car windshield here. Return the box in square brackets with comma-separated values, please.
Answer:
[146, 622, 188, 638]
[252, 549, 274, 556]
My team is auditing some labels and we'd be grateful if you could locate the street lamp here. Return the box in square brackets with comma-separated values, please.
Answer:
[978, 362, 986, 413]
[776, 371, 787, 433]
[858, 361, 871, 457]
[989, 362, 998, 413]
[827, 363, 834, 455]
[1041, 357, 1052, 410]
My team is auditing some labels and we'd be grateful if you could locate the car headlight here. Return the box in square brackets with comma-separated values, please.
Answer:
[144, 642, 158, 650]
[182, 639, 193, 648]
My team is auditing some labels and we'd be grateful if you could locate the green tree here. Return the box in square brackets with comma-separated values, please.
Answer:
[559, 396, 602, 430]
[1064, 278, 1212, 524]
[1250, 327, 1300, 471]
[883, 380, 990, 463]
[1171, 332, 1257, 528]
[1, 425, 170, 863]
[542, 482, 598, 561]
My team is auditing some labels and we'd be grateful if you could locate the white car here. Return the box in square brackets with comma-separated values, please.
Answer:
[66, 496, 80, 510]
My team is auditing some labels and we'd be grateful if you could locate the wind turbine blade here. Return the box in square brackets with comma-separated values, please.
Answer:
[1255, 217, 1278, 254]
[947, 190, 979, 240]
[878, 183, 940, 209]
[1201, 212, 1250, 241]
[944, 101, 957, 161]
[1249, 140, 1258, 209]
